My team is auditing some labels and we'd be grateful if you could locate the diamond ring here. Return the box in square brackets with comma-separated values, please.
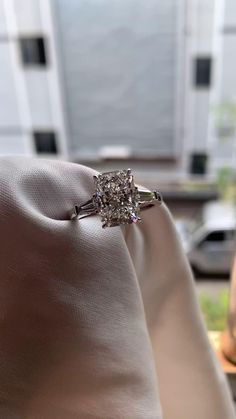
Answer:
[70, 169, 162, 228]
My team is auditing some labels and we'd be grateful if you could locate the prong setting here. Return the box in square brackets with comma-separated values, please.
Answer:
[92, 169, 141, 228]
[70, 169, 162, 225]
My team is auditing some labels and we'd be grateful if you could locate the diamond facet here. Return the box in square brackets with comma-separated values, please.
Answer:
[93, 169, 141, 227]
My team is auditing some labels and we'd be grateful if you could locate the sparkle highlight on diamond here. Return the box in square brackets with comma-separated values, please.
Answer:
[92, 169, 141, 228]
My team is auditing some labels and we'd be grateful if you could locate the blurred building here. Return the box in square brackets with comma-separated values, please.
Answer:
[185, 0, 236, 174]
[209, 0, 236, 172]
[0, 0, 235, 175]
[0, 0, 67, 157]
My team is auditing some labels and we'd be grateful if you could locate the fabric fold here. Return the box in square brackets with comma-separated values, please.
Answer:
[0, 156, 234, 418]
[0, 157, 161, 419]
[124, 203, 235, 419]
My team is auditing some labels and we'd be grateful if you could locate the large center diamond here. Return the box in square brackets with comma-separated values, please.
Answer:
[92, 169, 141, 228]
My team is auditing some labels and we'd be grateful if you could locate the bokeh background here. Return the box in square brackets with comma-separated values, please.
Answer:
[1, 0, 236, 175]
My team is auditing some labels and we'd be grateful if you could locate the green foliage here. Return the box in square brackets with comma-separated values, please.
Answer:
[217, 167, 236, 203]
[213, 101, 236, 204]
[213, 101, 236, 132]
[199, 289, 229, 331]
[213, 101, 236, 136]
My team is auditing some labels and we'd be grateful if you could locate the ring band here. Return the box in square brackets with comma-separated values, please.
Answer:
[70, 169, 162, 228]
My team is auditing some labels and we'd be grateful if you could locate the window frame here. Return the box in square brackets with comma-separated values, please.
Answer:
[203, 230, 226, 243]
[19, 35, 48, 67]
[33, 131, 58, 154]
[194, 56, 212, 88]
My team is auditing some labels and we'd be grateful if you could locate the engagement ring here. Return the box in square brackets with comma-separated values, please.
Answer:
[70, 169, 162, 228]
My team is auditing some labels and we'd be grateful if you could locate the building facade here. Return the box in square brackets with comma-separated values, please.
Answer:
[0, 0, 235, 174]
[184, 0, 236, 174]
[0, 0, 68, 157]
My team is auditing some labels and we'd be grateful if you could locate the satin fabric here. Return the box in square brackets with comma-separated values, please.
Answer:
[0, 157, 234, 418]
[125, 205, 235, 419]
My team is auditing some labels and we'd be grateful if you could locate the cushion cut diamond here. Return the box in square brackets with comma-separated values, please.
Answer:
[92, 169, 141, 228]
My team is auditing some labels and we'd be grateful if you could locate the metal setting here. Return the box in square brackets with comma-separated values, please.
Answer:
[70, 169, 162, 228]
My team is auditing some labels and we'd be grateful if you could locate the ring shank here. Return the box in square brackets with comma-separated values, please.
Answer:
[70, 187, 162, 220]
[138, 189, 162, 204]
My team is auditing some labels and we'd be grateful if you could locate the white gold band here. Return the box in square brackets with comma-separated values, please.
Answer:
[70, 169, 162, 228]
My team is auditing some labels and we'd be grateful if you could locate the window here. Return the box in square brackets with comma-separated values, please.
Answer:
[194, 57, 212, 87]
[189, 152, 208, 175]
[33, 131, 58, 154]
[204, 231, 226, 243]
[19, 37, 47, 66]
